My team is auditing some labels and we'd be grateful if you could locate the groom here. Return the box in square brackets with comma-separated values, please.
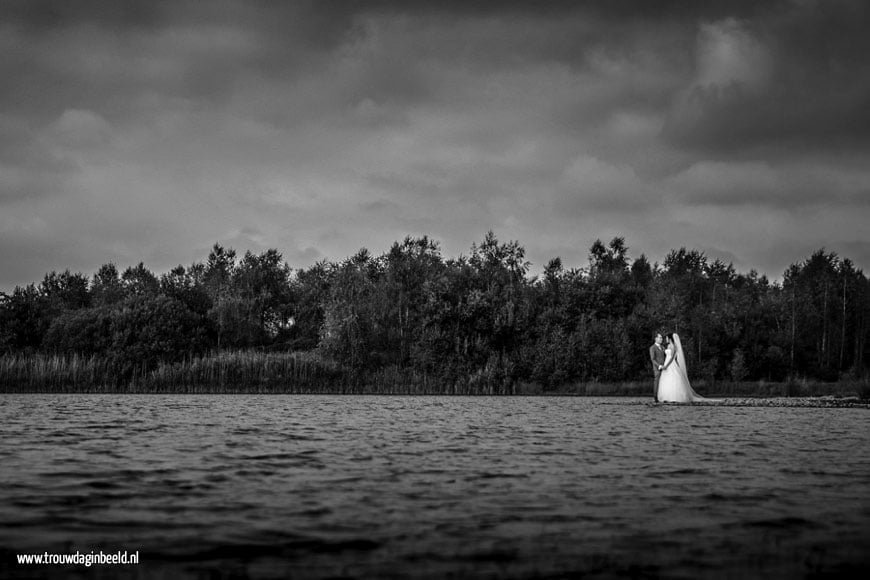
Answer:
[649, 332, 665, 402]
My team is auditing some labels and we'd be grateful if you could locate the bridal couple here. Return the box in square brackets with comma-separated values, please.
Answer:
[649, 332, 713, 403]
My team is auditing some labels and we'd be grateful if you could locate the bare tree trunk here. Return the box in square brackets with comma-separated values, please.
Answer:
[790, 287, 795, 376]
[822, 281, 828, 368]
[859, 300, 867, 373]
[859, 324, 864, 374]
[698, 294, 703, 368]
[840, 276, 846, 371]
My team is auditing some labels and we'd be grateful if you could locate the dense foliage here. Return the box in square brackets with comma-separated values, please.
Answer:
[1, 235, 868, 390]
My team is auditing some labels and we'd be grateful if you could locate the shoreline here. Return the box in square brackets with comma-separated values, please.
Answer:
[2, 352, 867, 399]
[1, 391, 868, 408]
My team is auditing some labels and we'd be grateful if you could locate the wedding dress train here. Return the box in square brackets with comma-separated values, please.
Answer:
[657, 334, 714, 403]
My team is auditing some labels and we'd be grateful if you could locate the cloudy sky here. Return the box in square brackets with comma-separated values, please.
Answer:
[2, 0, 869, 290]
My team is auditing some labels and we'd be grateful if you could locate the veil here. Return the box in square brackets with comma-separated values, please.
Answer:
[673, 333, 687, 374]
[673, 333, 709, 401]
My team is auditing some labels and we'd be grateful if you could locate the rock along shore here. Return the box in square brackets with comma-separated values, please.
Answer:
[658, 396, 870, 408]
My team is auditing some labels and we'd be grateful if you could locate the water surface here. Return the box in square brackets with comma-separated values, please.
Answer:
[1, 395, 868, 578]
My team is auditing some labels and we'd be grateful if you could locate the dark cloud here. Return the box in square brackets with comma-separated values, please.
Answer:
[338, 0, 786, 20]
[0, 1, 358, 123]
[665, 160, 870, 209]
[835, 241, 870, 274]
[1, 0, 167, 31]
[663, 1, 870, 156]
[0, 114, 78, 202]
[0, 0, 869, 289]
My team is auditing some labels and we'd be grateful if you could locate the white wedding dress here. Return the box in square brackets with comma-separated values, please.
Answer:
[657, 334, 713, 403]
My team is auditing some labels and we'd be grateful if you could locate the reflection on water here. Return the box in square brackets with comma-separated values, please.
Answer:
[1, 395, 868, 579]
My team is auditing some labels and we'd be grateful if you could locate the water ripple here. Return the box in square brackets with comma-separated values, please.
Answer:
[1, 394, 868, 579]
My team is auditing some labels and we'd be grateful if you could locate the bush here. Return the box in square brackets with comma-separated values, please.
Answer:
[43, 306, 115, 355]
[730, 349, 748, 382]
[42, 295, 209, 380]
[109, 295, 208, 377]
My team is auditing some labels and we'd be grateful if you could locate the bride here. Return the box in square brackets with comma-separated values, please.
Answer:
[657, 333, 714, 403]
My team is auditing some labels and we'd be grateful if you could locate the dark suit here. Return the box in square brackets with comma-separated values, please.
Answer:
[649, 344, 666, 400]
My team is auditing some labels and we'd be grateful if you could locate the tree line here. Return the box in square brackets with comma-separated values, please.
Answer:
[1, 233, 868, 390]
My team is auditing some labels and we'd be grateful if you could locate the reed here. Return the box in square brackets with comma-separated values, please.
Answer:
[1, 353, 867, 396]
[133, 350, 344, 393]
[0, 351, 343, 394]
[0, 353, 113, 393]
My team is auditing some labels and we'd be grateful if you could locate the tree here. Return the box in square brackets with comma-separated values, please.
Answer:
[108, 295, 208, 378]
[4, 234, 870, 386]
[160, 265, 212, 316]
[204, 243, 237, 299]
[730, 348, 748, 382]
[630, 254, 654, 289]
[39, 270, 91, 311]
[319, 249, 379, 372]
[0, 285, 48, 352]
[379, 236, 445, 368]
[231, 249, 294, 346]
[783, 250, 841, 379]
[121, 263, 159, 298]
[290, 261, 334, 350]
[42, 295, 208, 377]
[43, 306, 115, 355]
[91, 263, 124, 306]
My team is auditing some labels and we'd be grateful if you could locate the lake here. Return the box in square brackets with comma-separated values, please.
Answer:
[1, 395, 868, 579]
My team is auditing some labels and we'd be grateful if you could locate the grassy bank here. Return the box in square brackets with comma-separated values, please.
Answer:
[1, 351, 868, 397]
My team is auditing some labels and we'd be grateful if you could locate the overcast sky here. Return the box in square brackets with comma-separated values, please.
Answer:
[2, 0, 869, 290]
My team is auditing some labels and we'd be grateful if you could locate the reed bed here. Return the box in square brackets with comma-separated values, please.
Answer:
[1, 352, 867, 397]
[0, 351, 343, 394]
[0, 353, 116, 393]
[138, 350, 345, 393]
